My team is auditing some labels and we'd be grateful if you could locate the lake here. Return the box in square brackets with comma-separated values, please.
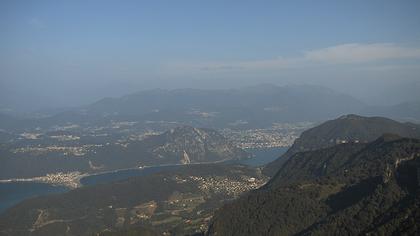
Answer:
[241, 146, 288, 166]
[80, 146, 288, 186]
[80, 165, 182, 186]
[0, 182, 68, 214]
[0, 146, 288, 214]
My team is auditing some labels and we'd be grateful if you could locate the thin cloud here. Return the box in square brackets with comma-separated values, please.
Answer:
[170, 57, 299, 72]
[358, 64, 420, 72]
[169, 43, 420, 73]
[304, 43, 420, 64]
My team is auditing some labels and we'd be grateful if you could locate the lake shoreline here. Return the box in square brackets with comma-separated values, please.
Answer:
[0, 146, 289, 188]
[0, 158, 247, 188]
[0, 147, 288, 214]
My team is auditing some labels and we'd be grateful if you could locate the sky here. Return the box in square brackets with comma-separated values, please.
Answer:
[1, 0, 420, 111]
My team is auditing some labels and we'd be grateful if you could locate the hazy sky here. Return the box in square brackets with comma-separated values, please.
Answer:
[1, 0, 420, 111]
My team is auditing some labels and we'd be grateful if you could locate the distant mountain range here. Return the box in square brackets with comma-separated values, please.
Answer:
[263, 114, 420, 176]
[0, 126, 248, 179]
[361, 101, 420, 123]
[1, 85, 419, 131]
[0, 85, 367, 130]
[208, 135, 420, 235]
[85, 84, 364, 123]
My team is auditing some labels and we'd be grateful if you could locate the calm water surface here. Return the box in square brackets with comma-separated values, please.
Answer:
[0, 146, 288, 213]
[0, 182, 68, 214]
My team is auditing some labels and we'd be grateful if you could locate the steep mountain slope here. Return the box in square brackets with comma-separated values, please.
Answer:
[0, 126, 249, 179]
[0, 164, 267, 236]
[87, 126, 250, 170]
[263, 114, 420, 176]
[207, 135, 420, 236]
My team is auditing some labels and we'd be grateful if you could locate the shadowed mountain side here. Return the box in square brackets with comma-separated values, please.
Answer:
[207, 136, 420, 236]
[263, 114, 420, 176]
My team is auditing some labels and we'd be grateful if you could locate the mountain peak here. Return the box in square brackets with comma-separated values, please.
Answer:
[263, 114, 420, 176]
[208, 137, 420, 236]
[154, 126, 249, 164]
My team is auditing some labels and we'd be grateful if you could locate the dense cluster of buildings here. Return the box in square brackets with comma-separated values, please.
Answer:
[33, 171, 84, 188]
[12, 144, 102, 156]
[221, 122, 313, 149]
[189, 175, 267, 197]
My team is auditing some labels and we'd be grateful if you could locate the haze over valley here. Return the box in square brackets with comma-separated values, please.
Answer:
[1, 1, 420, 235]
